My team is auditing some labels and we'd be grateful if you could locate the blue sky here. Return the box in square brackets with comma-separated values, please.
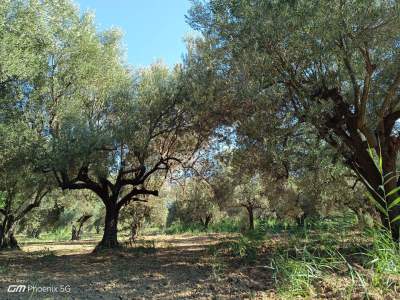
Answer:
[76, 0, 194, 67]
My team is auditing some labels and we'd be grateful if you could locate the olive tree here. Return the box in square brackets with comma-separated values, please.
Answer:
[0, 0, 202, 250]
[188, 0, 400, 240]
[172, 178, 219, 229]
[49, 62, 198, 250]
[0, 122, 50, 249]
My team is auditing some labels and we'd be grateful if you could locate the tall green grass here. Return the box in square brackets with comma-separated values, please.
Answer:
[365, 228, 400, 290]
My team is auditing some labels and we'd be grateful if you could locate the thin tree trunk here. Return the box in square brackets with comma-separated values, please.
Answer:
[71, 225, 79, 241]
[200, 215, 212, 230]
[246, 206, 254, 230]
[296, 214, 306, 227]
[71, 215, 92, 241]
[95, 224, 100, 234]
[204, 215, 211, 229]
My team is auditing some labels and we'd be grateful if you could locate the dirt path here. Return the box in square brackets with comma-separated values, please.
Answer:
[0, 233, 275, 299]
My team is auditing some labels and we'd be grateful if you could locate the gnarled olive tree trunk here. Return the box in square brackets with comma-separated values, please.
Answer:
[0, 216, 19, 249]
[0, 187, 49, 250]
[310, 88, 400, 242]
[71, 214, 92, 241]
[97, 203, 120, 249]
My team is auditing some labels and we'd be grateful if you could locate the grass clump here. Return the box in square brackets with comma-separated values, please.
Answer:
[271, 242, 369, 299]
[209, 228, 266, 265]
[272, 254, 319, 297]
[364, 229, 400, 291]
[164, 222, 204, 235]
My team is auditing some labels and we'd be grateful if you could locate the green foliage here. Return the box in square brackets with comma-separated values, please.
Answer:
[272, 253, 320, 298]
[210, 226, 267, 265]
[164, 221, 204, 235]
[0, 192, 5, 209]
[209, 218, 242, 233]
[271, 236, 366, 298]
[225, 234, 262, 263]
[167, 178, 220, 229]
[366, 229, 400, 289]
[0, 265, 8, 274]
[40, 228, 71, 242]
[358, 147, 400, 237]
[186, 0, 400, 239]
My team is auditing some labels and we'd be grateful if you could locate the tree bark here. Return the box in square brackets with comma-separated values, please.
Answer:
[296, 214, 306, 227]
[0, 217, 19, 250]
[71, 214, 92, 241]
[246, 206, 255, 230]
[381, 146, 400, 242]
[351, 147, 400, 241]
[95, 204, 120, 250]
[200, 215, 212, 230]
[351, 132, 400, 241]
[312, 87, 400, 241]
[71, 225, 79, 241]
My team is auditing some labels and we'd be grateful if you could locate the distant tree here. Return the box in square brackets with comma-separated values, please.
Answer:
[48, 63, 200, 250]
[71, 214, 92, 241]
[173, 178, 219, 230]
[232, 174, 268, 230]
[120, 202, 151, 245]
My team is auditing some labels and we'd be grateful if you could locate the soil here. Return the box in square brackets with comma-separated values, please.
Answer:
[0, 233, 276, 299]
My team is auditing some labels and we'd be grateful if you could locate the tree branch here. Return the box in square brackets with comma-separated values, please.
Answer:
[117, 188, 158, 209]
[15, 187, 50, 221]
[381, 70, 400, 117]
[357, 46, 374, 128]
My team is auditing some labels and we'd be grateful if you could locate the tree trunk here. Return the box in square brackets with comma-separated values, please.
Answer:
[204, 215, 211, 229]
[71, 225, 79, 241]
[71, 215, 92, 241]
[200, 215, 212, 230]
[382, 149, 400, 242]
[312, 87, 400, 241]
[0, 218, 19, 250]
[246, 206, 254, 230]
[95, 204, 120, 250]
[296, 214, 306, 227]
[354, 138, 400, 242]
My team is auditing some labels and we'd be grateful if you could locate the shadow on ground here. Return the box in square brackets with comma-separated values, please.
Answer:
[0, 233, 275, 299]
